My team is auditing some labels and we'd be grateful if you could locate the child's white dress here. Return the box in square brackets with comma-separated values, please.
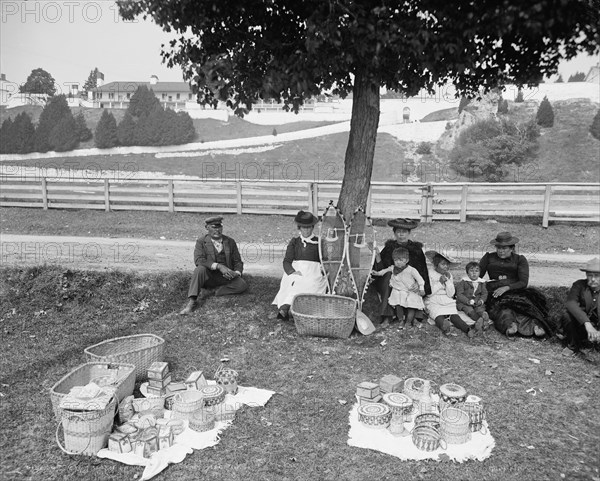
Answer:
[388, 265, 425, 309]
[424, 268, 458, 319]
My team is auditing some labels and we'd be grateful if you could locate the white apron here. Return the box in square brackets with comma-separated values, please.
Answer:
[272, 260, 328, 308]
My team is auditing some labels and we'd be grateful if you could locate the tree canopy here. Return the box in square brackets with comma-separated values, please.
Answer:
[82, 68, 101, 97]
[19, 68, 57, 96]
[118, 0, 599, 218]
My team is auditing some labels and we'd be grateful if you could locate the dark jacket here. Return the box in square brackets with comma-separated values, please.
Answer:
[374, 239, 431, 295]
[283, 236, 320, 275]
[479, 251, 529, 292]
[565, 279, 600, 326]
[456, 279, 488, 308]
[193, 234, 244, 273]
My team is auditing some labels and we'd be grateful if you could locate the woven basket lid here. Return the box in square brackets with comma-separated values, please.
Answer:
[198, 384, 225, 401]
[358, 403, 390, 418]
[440, 407, 470, 427]
[383, 392, 412, 409]
[440, 383, 467, 399]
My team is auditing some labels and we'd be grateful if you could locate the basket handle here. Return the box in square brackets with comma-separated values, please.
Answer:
[438, 438, 447, 451]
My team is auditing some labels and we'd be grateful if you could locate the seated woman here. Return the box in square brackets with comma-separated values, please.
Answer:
[424, 250, 482, 338]
[372, 218, 431, 324]
[479, 231, 552, 337]
[272, 210, 328, 320]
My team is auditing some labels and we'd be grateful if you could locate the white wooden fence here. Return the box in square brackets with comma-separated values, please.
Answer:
[1, 177, 598, 227]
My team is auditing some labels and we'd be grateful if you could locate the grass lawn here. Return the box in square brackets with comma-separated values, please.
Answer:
[0, 266, 599, 481]
[1, 208, 599, 256]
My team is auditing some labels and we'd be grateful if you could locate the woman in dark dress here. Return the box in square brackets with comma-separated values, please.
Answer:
[372, 218, 431, 325]
[479, 232, 553, 337]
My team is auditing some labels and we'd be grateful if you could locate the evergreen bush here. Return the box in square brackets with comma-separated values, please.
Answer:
[10, 112, 36, 154]
[95, 110, 119, 148]
[590, 109, 600, 141]
[515, 89, 524, 103]
[536, 96, 554, 127]
[33, 95, 72, 152]
[75, 112, 93, 142]
[49, 116, 80, 152]
[415, 142, 432, 155]
[117, 111, 137, 146]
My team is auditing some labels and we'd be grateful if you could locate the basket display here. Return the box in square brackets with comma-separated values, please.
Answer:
[56, 396, 117, 456]
[171, 391, 205, 420]
[291, 294, 357, 339]
[357, 403, 392, 429]
[84, 334, 165, 381]
[50, 362, 135, 421]
[189, 410, 216, 433]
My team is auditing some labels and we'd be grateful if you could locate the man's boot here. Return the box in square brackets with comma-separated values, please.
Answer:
[179, 298, 198, 315]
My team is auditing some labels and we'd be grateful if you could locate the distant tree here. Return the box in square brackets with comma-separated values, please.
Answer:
[33, 95, 72, 152]
[590, 109, 600, 141]
[94, 110, 119, 148]
[536, 96, 554, 127]
[74, 112, 93, 142]
[11, 112, 36, 154]
[567, 72, 586, 82]
[128, 86, 160, 118]
[416, 142, 432, 155]
[49, 115, 80, 152]
[556, 74, 564, 83]
[117, 111, 137, 146]
[19, 68, 57, 96]
[175, 111, 196, 144]
[497, 97, 509, 114]
[0, 118, 16, 154]
[458, 96, 471, 114]
[82, 68, 100, 97]
[515, 89, 524, 103]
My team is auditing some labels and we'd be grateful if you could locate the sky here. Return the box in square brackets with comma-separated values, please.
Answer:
[1, 0, 599, 94]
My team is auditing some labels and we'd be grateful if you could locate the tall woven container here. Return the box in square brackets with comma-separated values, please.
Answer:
[84, 334, 165, 381]
[50, 362, 135, 421]
[291, 294, 357, 339]
[56, 397, 117, 456]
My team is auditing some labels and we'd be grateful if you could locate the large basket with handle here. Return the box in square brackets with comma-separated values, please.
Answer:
[291, 294, 357, 339]
[84, 334, 165, 381]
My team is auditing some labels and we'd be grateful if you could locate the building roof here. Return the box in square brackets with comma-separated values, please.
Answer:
[94, 81, 192, 93]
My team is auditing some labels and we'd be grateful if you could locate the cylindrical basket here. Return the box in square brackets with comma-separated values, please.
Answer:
[50, 362, 135, 421]
[84, 334, 165, 381]
[171, 391, 205, 420]
[291, 294, 357, 339]
[197, 385, 226, 406]
[215, 367, 239, 395]
[439, 383, 468, 410]
[189, 410, 216, 433]
[357, 403, 392, 429]
[412, 425, 446, 452]
[440, 407, 471, 444]
[56, 396, 117, 456]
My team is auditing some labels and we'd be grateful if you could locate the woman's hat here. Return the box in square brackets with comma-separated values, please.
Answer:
[490, 231, 519, 246]
[425, 250, 459, 265]
[387, 218, 420, 230]
[294, 210, 318, 226]
[580, 257, 600, 273]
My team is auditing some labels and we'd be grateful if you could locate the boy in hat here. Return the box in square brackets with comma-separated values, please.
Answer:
[561, 257, 600, 361]
[179, 216, 248, 315]
[372, 218, 431, 325]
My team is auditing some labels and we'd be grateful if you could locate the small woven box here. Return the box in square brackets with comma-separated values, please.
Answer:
[189, 410, 216, 433]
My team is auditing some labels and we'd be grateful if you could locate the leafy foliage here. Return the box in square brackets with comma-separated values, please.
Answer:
[458, 97, 471, 114]
[567, 71, 586, 82]
[74, 112, 93, 142]
[515, 89, 524, 103]
[536, 96, 555, 127]
[497, 97, 509, 114]
[19, 68, 56, 96]
[555, 74, 564, 83]
[48, 115, 80, 152]
[449, 118, 540, 181]
[94, 110, 119, 148]
[117, 111, 137, 146]
[0, 118, 15, 154]
[0, 113, 35, 154]
[590, 109, 600, 141]
[33, 95, 72, 152]
[128, 85, 161, 118]
[416, 142, 432, 155]
[82, 67, 101, 97]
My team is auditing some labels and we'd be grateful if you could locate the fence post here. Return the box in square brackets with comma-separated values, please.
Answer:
[366, 186, 372, 217]
[312, 183, 319, 215]
[168, 179, 174, 213]
[420, 184, 433, 223]
[460, 184, 468, 222]
[307, 183, 314, 212]
[41, 177, 48, 210]
[104, 179, 110, 212]
[236, 182, 242, 214]
[542, 184, 552, 228]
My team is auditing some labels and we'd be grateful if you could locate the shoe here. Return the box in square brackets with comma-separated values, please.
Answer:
[533, 325, 546, 337]
[482, 312, 490, 330]
[179, 299, 198, 315]
[474, 317, 484, 334]
[200, 288, 215, 300]
[415, 321, 423, 330]
[380, 316, 392, 329]
[399, 320, 406, 330]
[561, 346, 590, 362]
[467, 327, 476, 339]
[277, 308, 289, 321]
[506, 323, 518, 336]
[441, 318, 452, 335]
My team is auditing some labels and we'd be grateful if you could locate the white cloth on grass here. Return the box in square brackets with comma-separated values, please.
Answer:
[97, 385, 275, 480]
[347, 402, 495, 462]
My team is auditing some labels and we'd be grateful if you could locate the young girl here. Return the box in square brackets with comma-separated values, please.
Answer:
[373, 247, 425, 329]
[424, 250, 483, 338]
[456, 261, 490, 328]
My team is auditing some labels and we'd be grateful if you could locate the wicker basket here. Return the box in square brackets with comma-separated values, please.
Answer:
[291, 294, 357, 339]
[56, 396, 117, 456]
[84, 334, 165, 381]
[171, 391, 205, 420]
[50, 362, 135, 421]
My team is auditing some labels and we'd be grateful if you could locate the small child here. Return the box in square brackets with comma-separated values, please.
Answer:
[456, 262, 490, 329]
[373, 247, 425, 329]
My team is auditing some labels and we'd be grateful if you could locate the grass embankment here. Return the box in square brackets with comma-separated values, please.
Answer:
[2, 208, 599, 256]
[0, 265, 599, 481]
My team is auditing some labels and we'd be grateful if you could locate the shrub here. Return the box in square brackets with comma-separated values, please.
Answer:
[33, 95, 72, 152]
[415, 142, 432, 155]
[94, 110, 119, 148]
[0, 118, 15, 154]
[117, 111, 137, 146]
[9, 112, 36, 154]
[128, 85, 161, 118]
[74, 112, 93, 142]
[515, 89, 524, 103]
[458, 96, 470, 114]
[272, 128, 278, 136]
[567, 72, 586, 82]
[497, 97, 508, 114]
[49, 115, 80, 152]
[556, 75, 564, 83]
[590, 109, 600, 141]
[536, 96, 554, 127]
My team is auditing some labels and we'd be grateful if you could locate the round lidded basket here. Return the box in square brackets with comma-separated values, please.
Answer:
[215, 366, 239, 395]
[411, 425, 446, 452]
[403, 378, 439, 400]
[357, 403, 392, 429]
[197, 385, 226, 406]
[439, 383, 468, 410]
[171, 391, 205, 420]
[382, 392, 413, 419]
[189, 410, 216, 433]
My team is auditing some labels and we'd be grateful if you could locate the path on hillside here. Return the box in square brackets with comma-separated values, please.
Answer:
[0, 234, 590, 287]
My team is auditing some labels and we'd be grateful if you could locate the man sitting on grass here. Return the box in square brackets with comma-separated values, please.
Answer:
[179, 216, 247, 315]
[561, 258, 600, 361]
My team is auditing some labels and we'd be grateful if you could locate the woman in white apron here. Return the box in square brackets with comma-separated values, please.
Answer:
[273, 211, 328, 319]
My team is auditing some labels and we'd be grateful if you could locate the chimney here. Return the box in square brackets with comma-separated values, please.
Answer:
[97, 71, 104, 87]
[150, 75, 159, 85]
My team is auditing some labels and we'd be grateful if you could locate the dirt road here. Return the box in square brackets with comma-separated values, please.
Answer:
[0, 234, 591, 287]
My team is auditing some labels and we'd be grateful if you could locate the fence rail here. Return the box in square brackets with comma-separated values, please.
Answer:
[1, 177, 598, 227]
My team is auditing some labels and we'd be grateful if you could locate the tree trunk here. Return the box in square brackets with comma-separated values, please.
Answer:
[337, 69, 380, 222]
